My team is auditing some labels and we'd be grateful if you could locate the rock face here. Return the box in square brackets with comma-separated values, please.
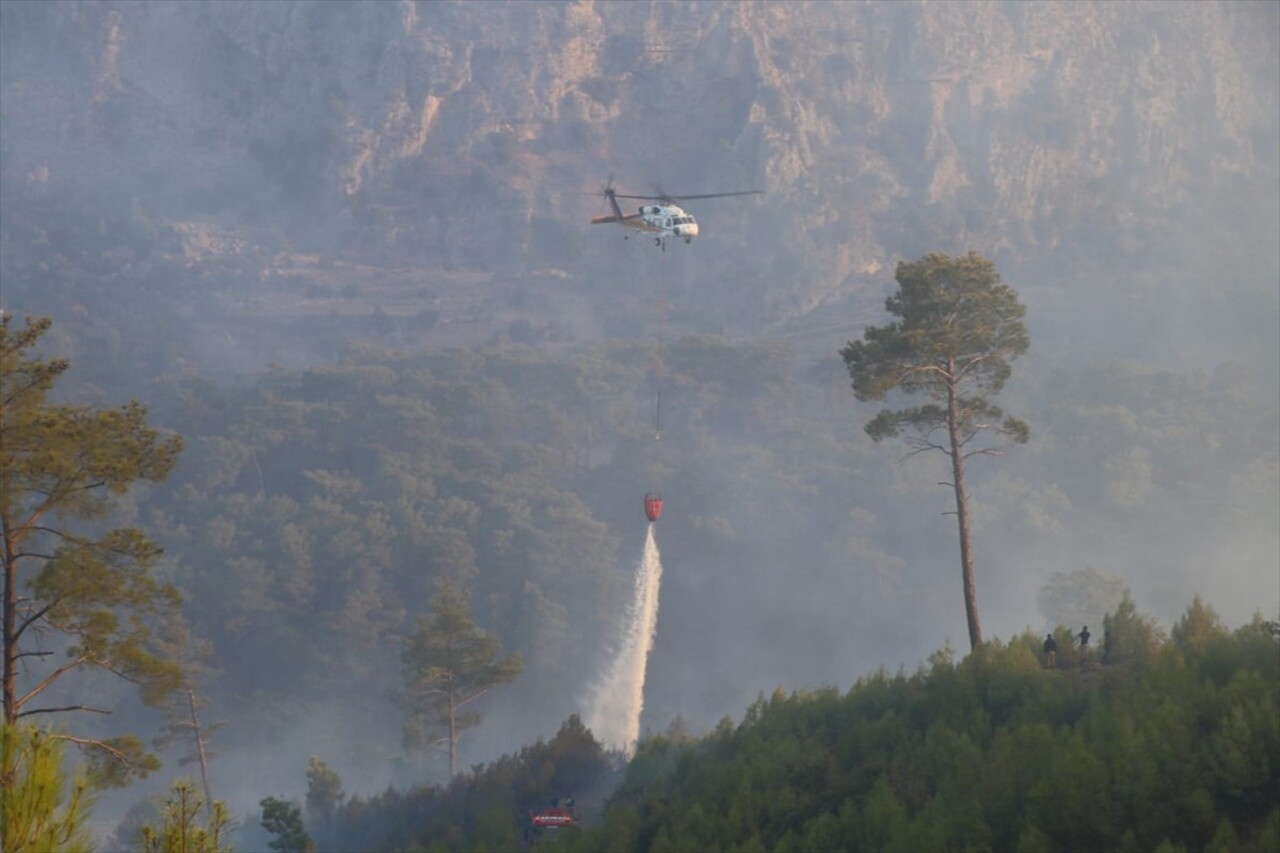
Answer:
[2, 0, 1276, 324]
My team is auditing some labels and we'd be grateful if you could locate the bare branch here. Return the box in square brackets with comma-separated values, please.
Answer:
[952, 353, 992, 383]
[456, 685, 496, 709]
[45, 733, 131, 767]
[19, 704, 113, 717]
[15, 654, 90, 712]
[898, 444, 943, 463]
[15, 481, 109, 540]
[15, 596, 64, 644]
[14, 549, 59, 561]
[88, 656, 145, 687]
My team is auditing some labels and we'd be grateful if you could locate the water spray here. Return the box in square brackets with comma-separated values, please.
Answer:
[585, 497, 665, 755]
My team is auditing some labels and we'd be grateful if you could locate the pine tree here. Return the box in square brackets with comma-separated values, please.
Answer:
[139, 779, 232, 853]
[305, 756, 343, 830]
[401, 579, 522, 777]
[841, 253, 1029, 650]
[260, 797, 314, 853]
[0, 723, 95, 853]
[1, 316, 185, 786]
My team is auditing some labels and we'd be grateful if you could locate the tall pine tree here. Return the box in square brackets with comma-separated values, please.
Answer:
[841, 253, 1029, 650]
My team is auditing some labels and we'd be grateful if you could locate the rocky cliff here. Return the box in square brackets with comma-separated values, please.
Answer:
[2, 0, 1276, 331]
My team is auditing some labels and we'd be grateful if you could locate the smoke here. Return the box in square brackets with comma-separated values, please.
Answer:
[585, 524, 664, 755]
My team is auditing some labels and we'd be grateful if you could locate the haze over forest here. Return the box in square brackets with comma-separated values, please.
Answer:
[1, 0, 1277, 835]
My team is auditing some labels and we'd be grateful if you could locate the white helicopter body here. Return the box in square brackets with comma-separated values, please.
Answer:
[590, 183, 761, 249]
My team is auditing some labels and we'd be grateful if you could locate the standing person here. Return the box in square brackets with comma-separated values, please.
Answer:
[1043, 633, 1057, 669]
[1078, 625, 1091, 663]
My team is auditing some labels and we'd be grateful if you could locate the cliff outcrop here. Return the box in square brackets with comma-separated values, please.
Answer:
[2, 0, 1276, 325]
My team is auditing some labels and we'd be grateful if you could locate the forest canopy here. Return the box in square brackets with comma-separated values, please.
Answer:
[278, 601, 1280, 852]
[558, 603, 1280, 853]
[110, 323, 1280, 797]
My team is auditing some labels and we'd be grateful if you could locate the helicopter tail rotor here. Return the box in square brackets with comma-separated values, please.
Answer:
[580, 172, 617, 200]
[584, 173, 627, 222]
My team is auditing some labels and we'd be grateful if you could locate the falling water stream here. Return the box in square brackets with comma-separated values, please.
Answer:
[585, 523, 664, 756]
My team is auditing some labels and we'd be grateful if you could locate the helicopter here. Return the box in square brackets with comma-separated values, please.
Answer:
[589, 178, 763, 249]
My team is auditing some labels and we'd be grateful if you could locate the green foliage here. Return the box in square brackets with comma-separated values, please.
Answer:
[145, 342, 638, 768]
[322, 714, 614, 852]
[841, 251, 1029, 421]
[1101, 593, 1165, 668]
[305, 756, 344, 829]
[0, 723, 95, 853]
[567, 600, 1280, 852]
[138, 778, 233, 853]
[401, 579, 523, 777]
[261, 796, 315, 853]
[82, 734, 164, 790]
[1172, 596, 1229, 656]
[1, 315, 185, 785]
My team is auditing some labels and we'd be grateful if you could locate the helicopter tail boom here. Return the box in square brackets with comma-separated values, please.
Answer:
[591, 212, 644, 225]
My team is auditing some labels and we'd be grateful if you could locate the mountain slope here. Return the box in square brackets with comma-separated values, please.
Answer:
[3, 1, 1275, 330]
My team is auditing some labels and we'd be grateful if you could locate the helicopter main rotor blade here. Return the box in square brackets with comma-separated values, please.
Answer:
[667, 190, 765, 201]
[609, 190, 765, 202]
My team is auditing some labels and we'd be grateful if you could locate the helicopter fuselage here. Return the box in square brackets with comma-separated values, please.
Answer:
[638, 204, 699, 243]
[589, 204, 698, 244]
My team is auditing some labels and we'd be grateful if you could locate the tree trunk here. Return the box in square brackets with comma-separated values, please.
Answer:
[187, 687, 214, 819]
[947, 369, 983, 651]
[447, 690, 457, 778]
[2, 529, 15, 804]
[3, 534, 15, 724]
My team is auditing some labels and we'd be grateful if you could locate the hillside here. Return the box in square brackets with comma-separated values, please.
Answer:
[561, 603, 1280, 853]
[286, 600, 1279, 852]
